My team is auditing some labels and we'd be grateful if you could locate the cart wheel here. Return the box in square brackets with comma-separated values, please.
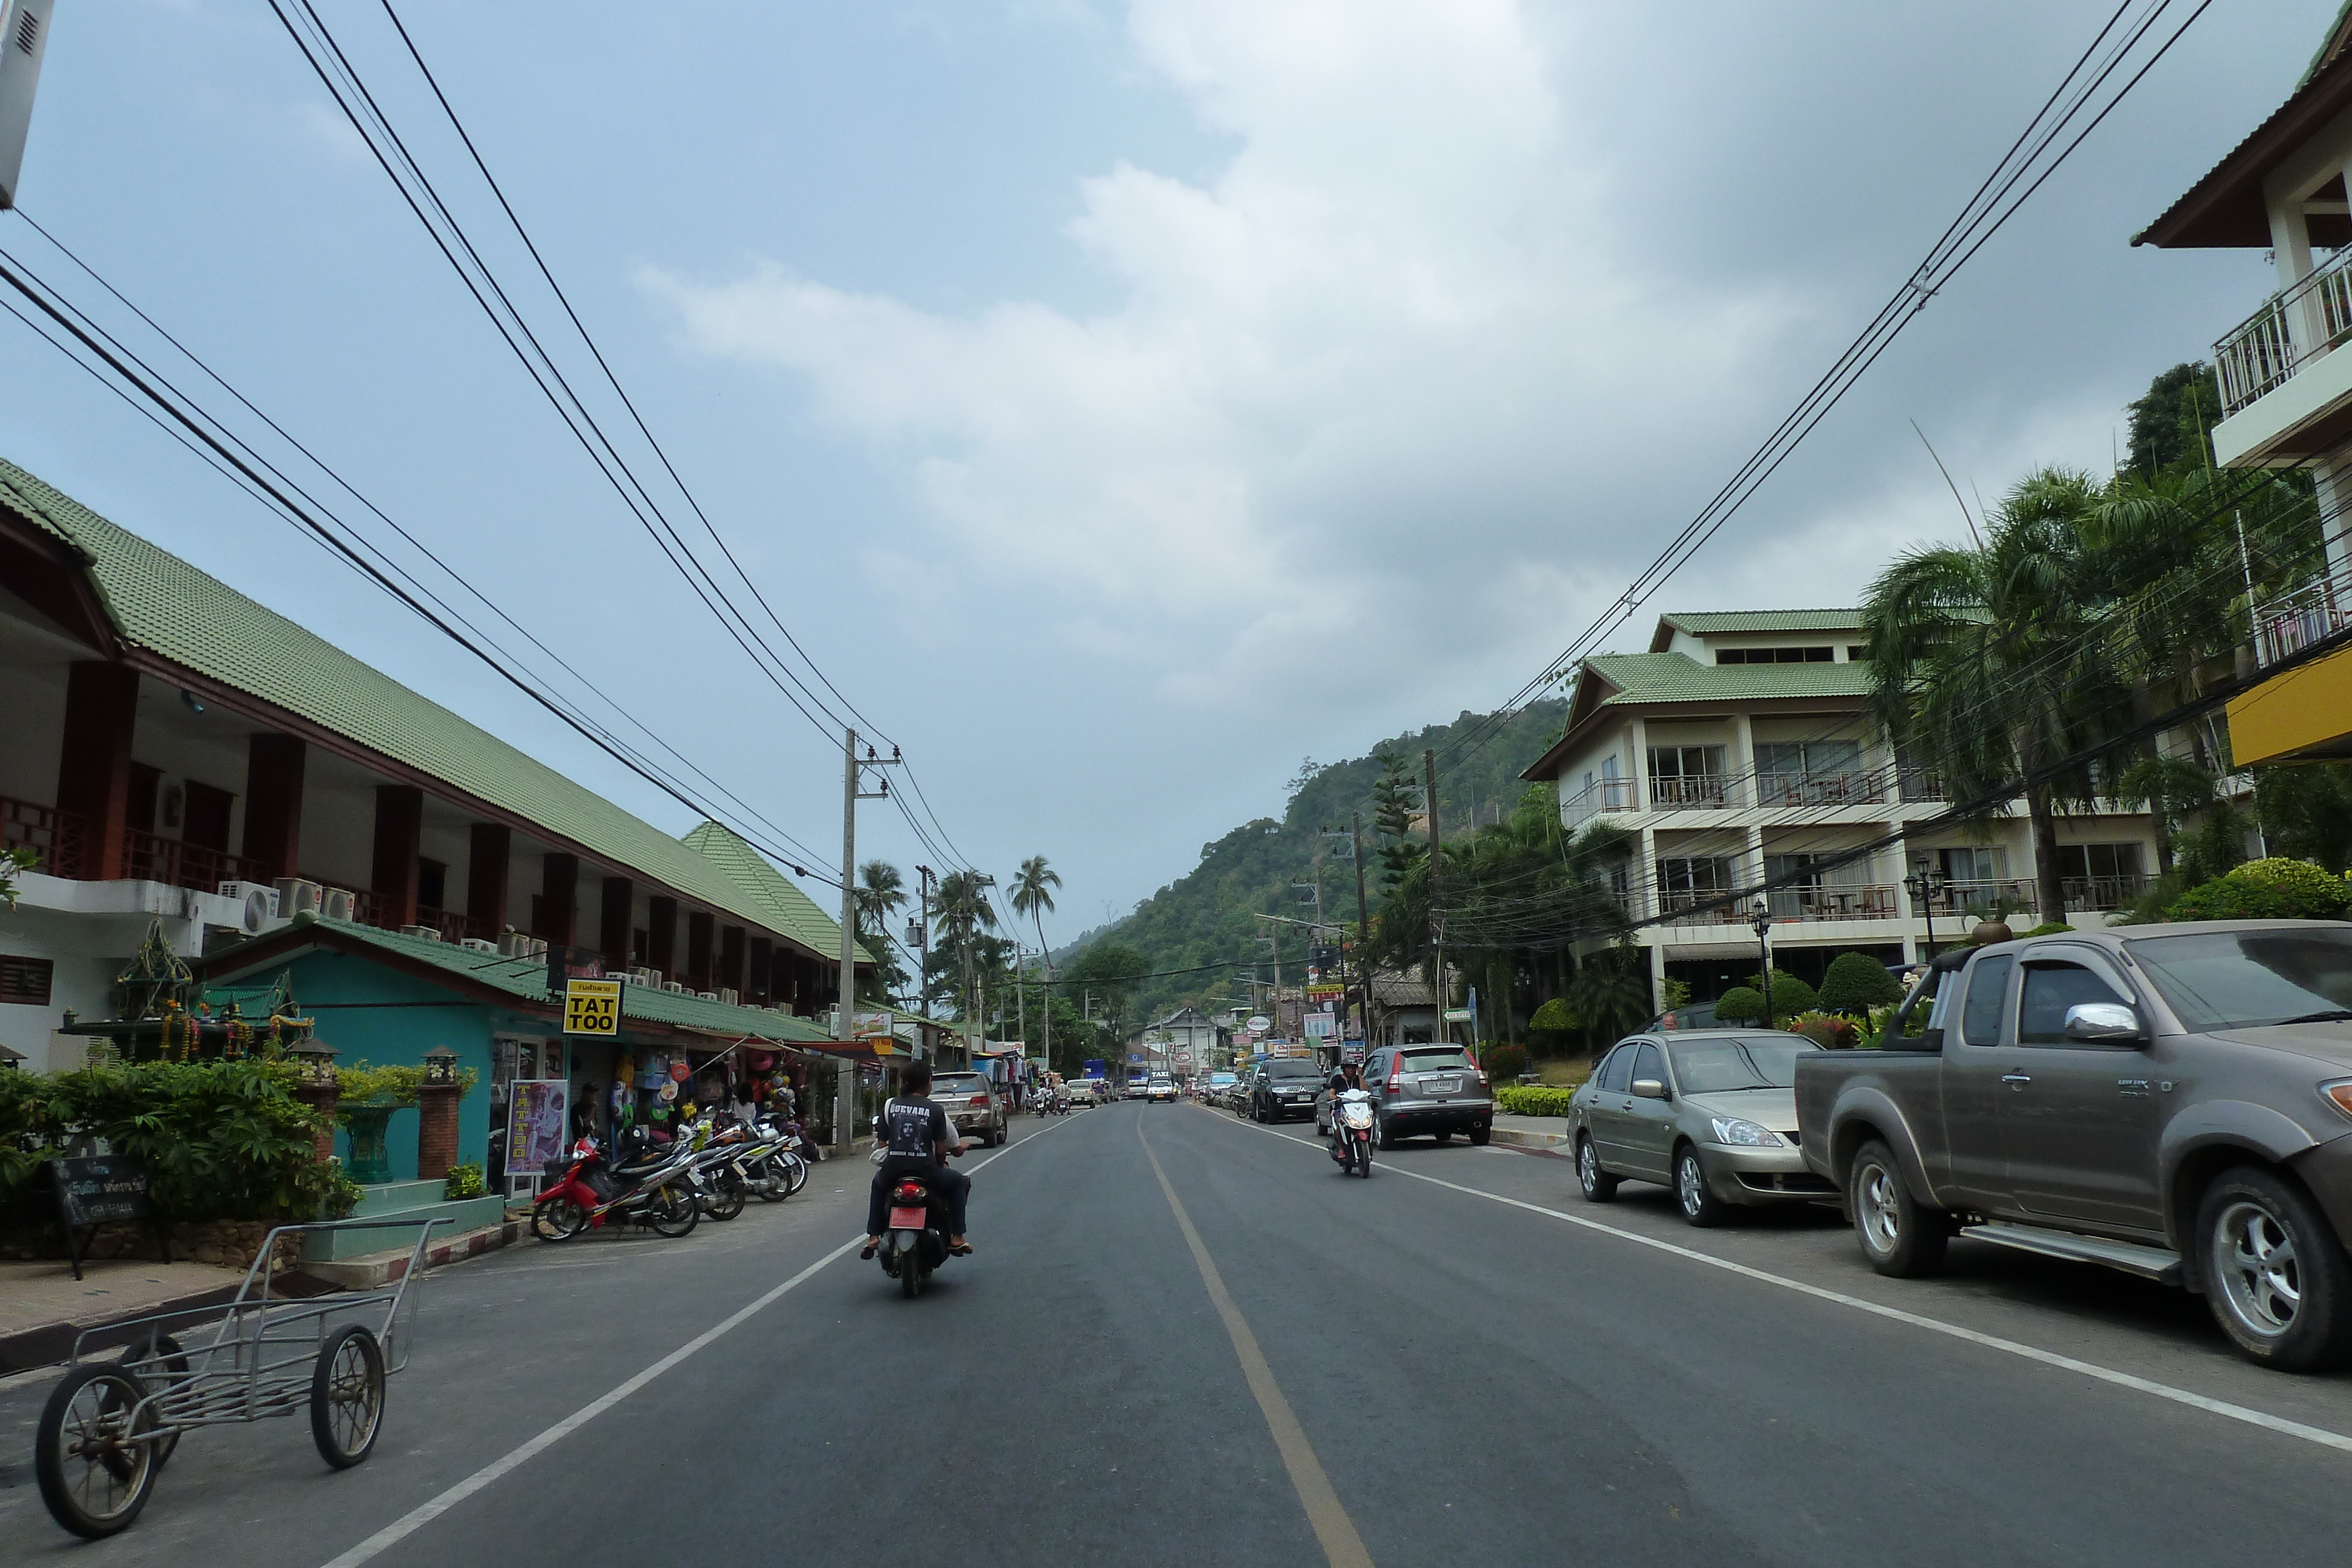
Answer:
[310, 1325, 386, 1470]
[36, 1364, 161, 1537]
[122, 1332, 189, 1469]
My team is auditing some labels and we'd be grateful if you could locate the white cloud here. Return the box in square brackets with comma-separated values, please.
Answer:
[640, 0, 1812, 701]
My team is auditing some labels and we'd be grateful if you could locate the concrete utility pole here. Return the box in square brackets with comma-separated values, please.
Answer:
[836, 727, 900, 1152]
[1352, 810, 1371, 1051]
[0, 0, 56, 210]
[1425, 749, 1445, 1045]
[916, 865, 934, 1022]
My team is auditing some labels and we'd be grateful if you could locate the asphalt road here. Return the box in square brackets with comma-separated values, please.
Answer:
[8, 1098, 2352, 1566]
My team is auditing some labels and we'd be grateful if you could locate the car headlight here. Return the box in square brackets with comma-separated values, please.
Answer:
[1708, 1116, 1784, 1148]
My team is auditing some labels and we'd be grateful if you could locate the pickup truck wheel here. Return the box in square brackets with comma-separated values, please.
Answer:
[1850, 1139, 1947, 1277]
[1576, 1135, 1618, 1202]
[1675, 1145, 1726, 1228]
[2197, 1166, 2352, 1373]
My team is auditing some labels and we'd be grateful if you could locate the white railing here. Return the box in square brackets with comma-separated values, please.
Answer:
[1560, 776, 1635, 831]
[2254, 561, 2352, 668]
[2215, 247, 2352, 416]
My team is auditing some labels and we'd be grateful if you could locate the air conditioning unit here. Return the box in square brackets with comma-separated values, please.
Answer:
[662, 981, 685, 994]
[322, 888, 355, 922]
[218, 880, 279, 917]
[717, 987, 738, 1007]
[274, 877, 322, 918]
[497, 932, 533, 958]
[400, 924, 443, 942]
[630, 967, 660, 987]
[696, 990, 717, 1002]
[460, 938, 499, 955]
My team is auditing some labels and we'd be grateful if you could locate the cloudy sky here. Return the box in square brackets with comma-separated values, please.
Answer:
[0, 1, 2329, 945]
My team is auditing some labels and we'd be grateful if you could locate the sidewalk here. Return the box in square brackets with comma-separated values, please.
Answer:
[1488, 1113, 1571, 1153]
[0, 1256, 279, 1375]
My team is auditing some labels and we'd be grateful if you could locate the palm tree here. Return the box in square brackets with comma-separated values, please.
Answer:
[1865, 469, 2134, 923]
[928, 870, 998, 1021]
[851, 861, 910, 1004]
[1008, 855, 1062, 1066]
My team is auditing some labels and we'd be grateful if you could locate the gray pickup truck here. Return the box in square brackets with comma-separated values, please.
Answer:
[1794, 920, 2352, 1372]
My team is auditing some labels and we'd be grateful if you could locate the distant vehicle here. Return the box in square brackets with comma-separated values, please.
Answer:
[1247, 1057, 1324, 1123]
[1145, 1074, 1177, 1104]
[1571, 1031, 1826, 1225]
[1127, 1073, 1148, 1096]
[928, 1071, 1009, 1148]
[1064, 1079, 1098, 1107]
[1205, 1071, 1238, 1105]
[1360, 1044, 1494, 1147]
[1797, 922, 2352, 1373]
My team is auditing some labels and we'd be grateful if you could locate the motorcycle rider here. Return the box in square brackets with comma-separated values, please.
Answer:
[1326, 1059, 1366, 1158]
[862, 1062, 973, 1259]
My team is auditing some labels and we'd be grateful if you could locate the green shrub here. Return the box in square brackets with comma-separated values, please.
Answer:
[0, 1060, 342, 1226]
[1526, 998, 1579, 1051]
[1481, 1044, 1528, 1083]
[1714, 986, 1767, 1025]
[1817, 952, 1902, 1013]
[443, 1163, 486, 1201]
[2019, 921, 2075, 938]
[2166, 877, 2295, 922]
[1746, 970, 1818, 1021]
[1496, 1084, 1576, 1117]
[2223, 857, 2352, 919]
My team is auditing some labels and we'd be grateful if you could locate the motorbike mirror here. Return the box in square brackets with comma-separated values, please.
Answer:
[1631, 1078, 1668, 1100]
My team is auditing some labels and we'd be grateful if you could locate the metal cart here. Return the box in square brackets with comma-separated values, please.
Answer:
[33, 1215, 452, 1539]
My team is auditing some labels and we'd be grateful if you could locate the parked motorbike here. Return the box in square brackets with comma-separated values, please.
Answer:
[1329, 1088, 1375, 1178]
[736, 1120, 806, 1202]
[531, 1131, 704, 1240]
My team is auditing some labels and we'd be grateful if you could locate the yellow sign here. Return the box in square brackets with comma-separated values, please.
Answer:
[564, 978, 623, 1037]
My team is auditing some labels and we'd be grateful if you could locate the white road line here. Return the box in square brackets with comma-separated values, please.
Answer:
[1211, 1111, 2352, 1459]
[318, 1103, 1082, 1568]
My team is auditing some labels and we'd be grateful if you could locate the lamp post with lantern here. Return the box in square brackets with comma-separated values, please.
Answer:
[417, 1044, 463, 1183]
[1903, 855, 1946, 962]
[285, 1036, 341, 1165]
[1749, 897, 1774, 1028]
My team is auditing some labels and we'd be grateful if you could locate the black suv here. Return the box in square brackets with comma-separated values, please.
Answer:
[1248, 1057, 1325, 1122]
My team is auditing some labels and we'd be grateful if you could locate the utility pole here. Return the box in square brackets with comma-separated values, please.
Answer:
[0, 0, 56, 210]
[1352, 810, 1371, 1054]
[916, 865, 934, 1022]
[1425, 749, 1446, 1044]
[836, 728, 900, 1154]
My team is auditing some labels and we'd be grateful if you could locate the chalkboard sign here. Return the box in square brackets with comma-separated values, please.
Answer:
[44, 1157, 168, 1280]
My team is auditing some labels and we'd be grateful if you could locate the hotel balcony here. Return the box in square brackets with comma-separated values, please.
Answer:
[2210, 247, 2352, 467]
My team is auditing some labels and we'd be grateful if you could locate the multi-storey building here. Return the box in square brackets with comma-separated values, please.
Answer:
[2136, 17, 2352, 768]
[1519, 610, 2163, 1008]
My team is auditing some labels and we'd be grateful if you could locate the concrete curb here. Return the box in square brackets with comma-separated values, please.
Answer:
[1488, 1125, 1571, 1153]
[302, 1218, 523, 1290]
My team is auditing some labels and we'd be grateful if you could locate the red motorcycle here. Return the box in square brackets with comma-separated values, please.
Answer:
[532, 1132, 702, 1241]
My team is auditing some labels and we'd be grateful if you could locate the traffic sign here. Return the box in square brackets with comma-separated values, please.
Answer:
[564, 978, 623, 1037]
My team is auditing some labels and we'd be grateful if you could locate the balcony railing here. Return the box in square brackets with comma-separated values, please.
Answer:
[1930, 878, 2039, 917]
[1648, 773, 1735, 808]
[1662, 884, 1899, 926]
[1561, 776, 1636, 830]
[2062, 873, 2154, 913]
[120, 827, 276, 895]
[2, 795, 83, 880]
[2216, 246, 2352, 416]
[2253, 561, 2352, 668]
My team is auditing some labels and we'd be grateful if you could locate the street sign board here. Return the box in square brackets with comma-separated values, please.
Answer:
[564, 978, 623, 1036]
[1247, 1015, 1271, 1032]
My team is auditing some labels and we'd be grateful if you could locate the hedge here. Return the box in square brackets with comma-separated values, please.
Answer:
[1496, 1085, 1577, 1117]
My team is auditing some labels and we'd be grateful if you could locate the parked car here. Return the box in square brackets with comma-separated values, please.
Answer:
[1796, 921, 2352, 1373]
[1065, 1079, 1099, 1107]
[1247, 1057, 1325, 1122]
[930, 1071, 1009, 1146]
[1146, 1074, 1178, 1104]
[1359, 1044, 1494, 1146]
[1570, 1031, 1829, 1224]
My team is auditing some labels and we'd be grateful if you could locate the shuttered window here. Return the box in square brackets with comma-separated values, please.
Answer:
[0, 955, 55, 1007]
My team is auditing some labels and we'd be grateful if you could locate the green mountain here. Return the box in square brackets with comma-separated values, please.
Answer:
[1067, 701, 1571, 1022]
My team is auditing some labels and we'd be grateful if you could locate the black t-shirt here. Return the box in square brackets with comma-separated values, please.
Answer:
[883, 1095, 950, 1158]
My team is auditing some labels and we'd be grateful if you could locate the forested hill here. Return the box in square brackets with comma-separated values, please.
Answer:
[1066, 700, 1571, 1023]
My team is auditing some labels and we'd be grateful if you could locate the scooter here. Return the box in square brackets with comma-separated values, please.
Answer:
[532, 1131, 705, 1239]
[877, 1164, 961, 1298]
[1329, 1088, 1375, 1178]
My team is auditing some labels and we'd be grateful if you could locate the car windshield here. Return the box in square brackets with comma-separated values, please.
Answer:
[932, 1076, 987, 1095]
[1668, 1036, 1819, 1092]
[1401, 1048, 1475, 1071]
[1266, 1059, 1321, 1079]
[2127, 928, 2352, 1030]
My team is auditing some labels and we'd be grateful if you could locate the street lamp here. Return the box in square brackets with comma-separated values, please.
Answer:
[1903, 855, 1945, 961]
[1748, 897, 1773, 1027]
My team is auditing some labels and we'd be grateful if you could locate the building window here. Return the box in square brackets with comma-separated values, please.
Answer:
[0, 954, 55, 1007]
[1657, 856, 1736, 913]
[1647, 744, 1728, 805]
[1755, 739, 1863, 804]
[1716, 646, 1833, 664]
[416, 857, 447, 911]
[1847, 645, 1869, 663]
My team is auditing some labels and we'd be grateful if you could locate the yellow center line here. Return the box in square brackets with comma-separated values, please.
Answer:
[1138, 1117, 1375, 1568]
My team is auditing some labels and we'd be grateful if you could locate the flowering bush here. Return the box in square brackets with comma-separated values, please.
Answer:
[1785, 1010, 1859, 1049]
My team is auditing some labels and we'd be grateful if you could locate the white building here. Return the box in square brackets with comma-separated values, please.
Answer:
[1128, 1005, 1228, 1080]
[1519, 610, 2164, 1008]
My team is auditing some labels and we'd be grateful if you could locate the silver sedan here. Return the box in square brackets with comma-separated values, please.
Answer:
[1569, 1031, 1835, 1226]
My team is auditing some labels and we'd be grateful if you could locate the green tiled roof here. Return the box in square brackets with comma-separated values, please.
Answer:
[0, 456, 848, 962]
[684, 821, 872, 964]
[1658, 609, 1865, 634]
[1581, 652, 1874, 706]
[206, 914, 837, 1043]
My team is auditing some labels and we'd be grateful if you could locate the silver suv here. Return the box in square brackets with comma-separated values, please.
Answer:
[1360, 1044, 1494, 1146]
[930, 1071, 1008, 1147]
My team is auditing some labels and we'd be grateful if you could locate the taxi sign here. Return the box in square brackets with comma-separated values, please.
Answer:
[564, 977, 623, 1037]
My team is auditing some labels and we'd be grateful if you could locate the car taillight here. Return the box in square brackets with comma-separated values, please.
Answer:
[970, 1094, 989, 1106]
[1474, 1070, 1488, 1087]
[1385, 1056, 1403, 1093]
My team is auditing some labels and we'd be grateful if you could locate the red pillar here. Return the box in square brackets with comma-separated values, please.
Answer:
[467, 823, 511, 934]
[600, 876, 633, 970]
[54, 661, 140, 880]
[749, 937, 773, 1005]
[241, 734, 306, 881]
[370, 785, 423, 928]
[647, 896, 678, 983]
[686, 911, 714, 992]
[719, 925, 745, 998]
[540, 853, 579, 947]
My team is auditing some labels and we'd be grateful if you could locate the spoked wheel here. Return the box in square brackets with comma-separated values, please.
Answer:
[36, 1365, 162, 1537]
[646, 1184, 701, 1238]
[532, 1197, 589, 1241]
[122, 1332, 189, 1469]
[310, 1325, 386, 1469]
[703, 1174, 748, 1222]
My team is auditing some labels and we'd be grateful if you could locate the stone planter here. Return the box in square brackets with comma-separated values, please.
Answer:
[342, 1103, 399, 1186]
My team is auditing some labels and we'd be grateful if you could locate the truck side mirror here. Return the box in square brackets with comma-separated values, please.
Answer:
[2064, 1002, 2144, 1044]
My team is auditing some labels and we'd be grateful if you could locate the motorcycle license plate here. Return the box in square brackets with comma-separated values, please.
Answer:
[888, 1206, 927, 1229]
